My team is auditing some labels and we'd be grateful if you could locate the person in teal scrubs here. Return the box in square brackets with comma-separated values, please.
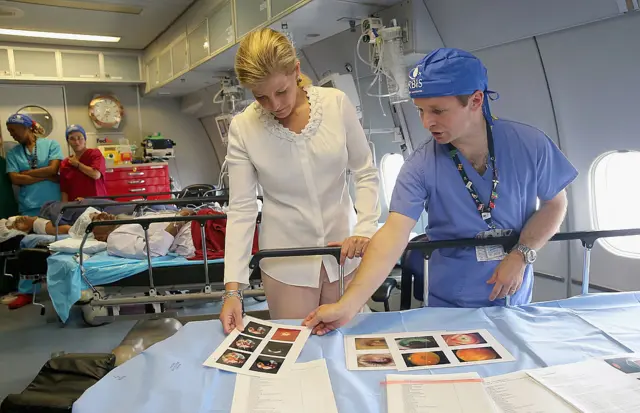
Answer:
[5, 113, 63, 216]
[5, 113, 63, 307]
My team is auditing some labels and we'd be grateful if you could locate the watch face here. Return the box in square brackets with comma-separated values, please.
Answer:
[526, 249, 537, 263]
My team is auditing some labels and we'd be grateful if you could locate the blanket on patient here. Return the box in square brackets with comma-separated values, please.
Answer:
[188, 208, 259, 260]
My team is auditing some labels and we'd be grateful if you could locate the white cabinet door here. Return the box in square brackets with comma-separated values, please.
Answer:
[158, 50, 173, 83]
[0, 85, 69, 156]
[147, 58, 159, 89]
[208, 1, 234, 55]
[188, 20, 210, 66]
[271, 0, 300, 16]
[103, 54, 141, 81]
[0, 49, 10, 77]
[60, 52, 100, 79]
[13, 49, 58, 78]
[171, 37, 189, 75]
[235, 0, 269, 38]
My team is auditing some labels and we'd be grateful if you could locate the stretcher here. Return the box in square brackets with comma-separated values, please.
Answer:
[54, 212, 264, 326]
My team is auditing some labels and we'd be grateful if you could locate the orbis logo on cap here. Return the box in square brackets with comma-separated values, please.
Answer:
[408, 67, 422, 90]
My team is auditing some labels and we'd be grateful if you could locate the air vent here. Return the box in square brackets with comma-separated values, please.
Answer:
[0, 6, 25, 18]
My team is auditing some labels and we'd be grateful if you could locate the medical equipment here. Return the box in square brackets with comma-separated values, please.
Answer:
[215, 114, 232, 146]
[359, 17, 410, 105]
[319, 73, 363, 119]
[212, 75, 251, 115]
[142, 132, 176, 160]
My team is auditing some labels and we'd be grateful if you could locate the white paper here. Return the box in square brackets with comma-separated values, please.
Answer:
[231, 359, 338, 413]
[203, 315, 311, 377]
[385, 372, 498, 413]
[344, 329, 515, 372]
[527, 358, 640, 413]
[484, 371, 579, 413]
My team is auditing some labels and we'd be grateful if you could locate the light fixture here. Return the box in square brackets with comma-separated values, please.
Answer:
[0, 28, 120, 42]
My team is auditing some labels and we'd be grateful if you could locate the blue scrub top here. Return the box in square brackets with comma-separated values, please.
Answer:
[6, 138, 63, 216]
[390, 119, 578, 308]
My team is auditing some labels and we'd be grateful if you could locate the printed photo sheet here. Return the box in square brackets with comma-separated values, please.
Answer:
[345, 329, 514, 371]
[600, 352, 640, 381]
[203, 315, 311, 377]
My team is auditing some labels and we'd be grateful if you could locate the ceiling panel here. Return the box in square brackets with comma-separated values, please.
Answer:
[0, 0, 194, 49]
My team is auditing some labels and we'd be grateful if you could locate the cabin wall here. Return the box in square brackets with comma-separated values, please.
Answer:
[3, 80, 219, 188]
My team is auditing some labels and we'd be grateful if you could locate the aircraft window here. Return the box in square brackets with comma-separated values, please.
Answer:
[380, 153, 404, 208]
[591, 150, 640, 258]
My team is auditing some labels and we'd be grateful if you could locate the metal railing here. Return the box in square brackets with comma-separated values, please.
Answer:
[249, 227, 640, 305]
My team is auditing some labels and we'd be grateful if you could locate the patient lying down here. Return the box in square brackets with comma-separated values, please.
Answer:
[3, 216, 71, 236]
[91, 210, 195, 260]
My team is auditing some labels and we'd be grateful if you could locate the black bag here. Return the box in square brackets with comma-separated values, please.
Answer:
[0, 353, 116, 413]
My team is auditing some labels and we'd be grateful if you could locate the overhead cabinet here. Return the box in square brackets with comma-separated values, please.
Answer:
[14, 49, 58, 78]
[235, 0, 269, 38]
[61, 52, 100, 79]
[143, 0, 312, 93]
[0, 46, 143, 83]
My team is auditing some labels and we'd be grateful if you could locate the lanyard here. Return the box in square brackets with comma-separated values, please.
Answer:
[446, 123, 499, 229]
[22, 141, 38, 169]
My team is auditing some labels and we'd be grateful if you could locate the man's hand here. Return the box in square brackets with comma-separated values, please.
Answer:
[487, 251, 526, 301]
[328, 236, 370, 265]
[302, 302, 358, 335]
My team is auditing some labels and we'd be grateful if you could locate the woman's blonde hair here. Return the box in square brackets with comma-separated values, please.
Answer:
[235, 28, 312, 89]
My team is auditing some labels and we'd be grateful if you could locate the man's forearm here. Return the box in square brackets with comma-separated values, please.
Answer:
[23, 166, 57, 178]
[9, 173, 45, 185]
[519, 191, 568, 250]
[340, 221, 411, 315]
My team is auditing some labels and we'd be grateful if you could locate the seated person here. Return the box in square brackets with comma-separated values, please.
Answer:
[91, 210, 195, 260]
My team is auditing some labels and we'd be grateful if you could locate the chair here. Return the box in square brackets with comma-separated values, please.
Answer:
[370, 277, 398, 312]
[177, 184, 215, 199]
[400, 233, 428, 310]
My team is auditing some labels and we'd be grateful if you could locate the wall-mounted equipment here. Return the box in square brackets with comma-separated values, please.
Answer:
[215, 114, 233, 146]
[358, 17, 410, 105]
[319, 73, 363, 119]
[213, 75, 251, 115]
[142, 132, 176, 161]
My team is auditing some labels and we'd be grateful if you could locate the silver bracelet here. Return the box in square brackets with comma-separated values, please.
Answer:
[222, 290, 243, 302]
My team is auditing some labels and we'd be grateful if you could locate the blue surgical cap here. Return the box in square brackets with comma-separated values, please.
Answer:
[408, 48, 499, 124]
[66, 124, 87, 140]
[6, 113, 34, 129]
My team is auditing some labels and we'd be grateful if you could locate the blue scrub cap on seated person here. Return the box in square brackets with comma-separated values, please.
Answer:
[6, 113, 34, 128]
[408, 48, 499, 125]
[66, 124, 87, 140]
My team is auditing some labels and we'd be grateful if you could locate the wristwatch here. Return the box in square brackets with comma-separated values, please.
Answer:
[512, 243, 537, 264]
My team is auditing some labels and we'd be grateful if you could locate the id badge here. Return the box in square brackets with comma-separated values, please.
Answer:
[475, 229, 512, 262]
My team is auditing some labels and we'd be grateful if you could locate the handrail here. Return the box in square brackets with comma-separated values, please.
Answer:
[54, 196, 231, 240]
[249, 227, 640, 304]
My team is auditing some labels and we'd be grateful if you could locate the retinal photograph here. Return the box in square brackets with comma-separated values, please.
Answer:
[402, 351, 450, 368]
[395, 336, 438, 351]
[354, 337, 388, 351]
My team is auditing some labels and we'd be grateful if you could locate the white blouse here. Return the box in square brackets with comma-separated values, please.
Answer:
[224, 85, 380, 288]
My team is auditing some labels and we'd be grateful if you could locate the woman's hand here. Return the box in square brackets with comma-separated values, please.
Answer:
[68, 155, 80, 168]
[220, 296, 244, 334]
[328, 236, 370, 265]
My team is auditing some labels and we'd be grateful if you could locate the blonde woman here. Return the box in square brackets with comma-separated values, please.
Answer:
[220, 28, 380, 333]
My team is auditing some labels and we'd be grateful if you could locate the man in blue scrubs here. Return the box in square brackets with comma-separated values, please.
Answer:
[5, 113, 63, 308]
[5, 113, 63, 216]
[304, 48, 578, 334]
